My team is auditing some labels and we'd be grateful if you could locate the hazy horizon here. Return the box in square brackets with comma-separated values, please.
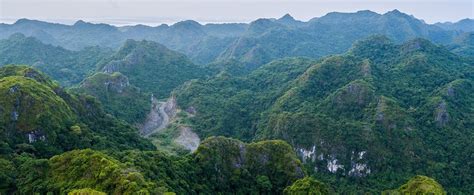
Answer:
[0, 0, 472, 27]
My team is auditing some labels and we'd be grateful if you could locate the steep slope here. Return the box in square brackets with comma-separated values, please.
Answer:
[174, 37, 474, 193]
[0, 33, 111, 86]
[446, 32, 474, 57]
[193, 136, 305, 193]
[435, 18, 474, 32]
[97, 39, 209, 98]
[0, 19, 245, 64]
[72, 72, 150, 124]
[175, 57, 317, 140]
[0, 65, 154, 157]
[216, 10, 458, 70]
[0, 10, 465, 67]
[2, 137, 306, 194]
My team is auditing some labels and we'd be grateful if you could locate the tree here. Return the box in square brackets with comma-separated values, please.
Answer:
[284, 177, 330, 195]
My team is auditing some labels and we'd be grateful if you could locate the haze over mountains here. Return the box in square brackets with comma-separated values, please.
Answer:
[0, 9, 473, 194]
[1, 10, 472, 65]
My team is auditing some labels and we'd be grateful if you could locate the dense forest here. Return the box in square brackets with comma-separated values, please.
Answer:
[0, 9, 472, 194]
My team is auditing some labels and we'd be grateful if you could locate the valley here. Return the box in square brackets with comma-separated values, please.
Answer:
[0, 9, 472, 194]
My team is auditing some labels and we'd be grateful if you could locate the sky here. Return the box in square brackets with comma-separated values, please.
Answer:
[0, 0, 472, 26]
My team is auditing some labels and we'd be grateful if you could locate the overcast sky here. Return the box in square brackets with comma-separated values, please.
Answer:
[0, 0, 472, 26]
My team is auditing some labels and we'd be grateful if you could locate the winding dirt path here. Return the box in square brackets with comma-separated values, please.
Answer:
[140, 97, 171, 138]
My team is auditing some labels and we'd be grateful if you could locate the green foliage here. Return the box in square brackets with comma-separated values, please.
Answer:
[97, 39, 210, 98]
[193, 136, 305, 194]
[2, 138, 306, 194]
[115, 150, 197, 194]
[0, 65, 154, 157]
[14, 154, 50, 194]
[284, 177, 330, 195]
[68, 188, 106, 195]
[0, 33, 111, 86]
[174, 37, 474, 193]
[0, 158, 16, 194]
[48, 149, 156, 194]
[216, 10, 457, 69]
[175, 57, 316, 141]
[72, 72, 150, 124]
[382, 175, 446, 195]
[11, 150, 157, 194]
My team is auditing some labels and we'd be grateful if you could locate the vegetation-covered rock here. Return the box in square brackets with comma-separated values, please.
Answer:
[0, 65, 154, 157]
[284, 177, 330, 195]
[383, 175, 446, 195]
[73, 72, 150, 124]
[48, 149, 156, 194]
[174, 37, 474, 193]
[97, 39, 209, 98]
[194, 136, 305, 194]
[68, 188, 106, 195]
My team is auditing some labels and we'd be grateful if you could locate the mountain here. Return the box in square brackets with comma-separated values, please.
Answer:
[74, 39, 210, 131]
[435, 18, 474, 32]
[0, 65, 154, 158]
[173, 37, 474, 193]
[0, 19, 246, 64]
[216, 10, 459, 70]
[1, 136, 306, 194]
[175, 57, 317, 140]
[446, 32, 474, 57]
[96, 39, 210, 98]
[72, 72, 150, 124]
[1, 10, 466, 67]
[276, 14, 305, 27]
[0, 33, 111, 86]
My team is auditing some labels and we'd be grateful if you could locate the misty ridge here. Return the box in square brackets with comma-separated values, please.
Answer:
[0, 8, 473, 195]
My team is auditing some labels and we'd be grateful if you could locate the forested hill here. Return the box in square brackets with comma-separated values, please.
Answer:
[174, 36, 474, 193]
[0, 33, 111, 86]
[73, 39, 210, 124]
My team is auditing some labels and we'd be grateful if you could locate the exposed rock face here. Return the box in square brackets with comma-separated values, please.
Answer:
[104, 74, 130, 93]
[361, 59, 372, 77]
[298, 145, 316, 163]
[333, 80, 373, 107]
[446, 86, 455, 97]
[348, 151, 371, 177]
[139, 96, 177, 137]
[163, 96, 177, 119]
[27, 130, 46, 143]
[102, 60, 122, 73]
[435, 100, 449, 127]
[327, 155, 344, 173]
[376, 97, 386, 122]
[174, 126, 200, 152]
[297, 146, 371, 177]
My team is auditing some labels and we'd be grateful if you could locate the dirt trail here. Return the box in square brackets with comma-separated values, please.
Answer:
[175, 126, 200, 152]
[139, 96, 173, 138]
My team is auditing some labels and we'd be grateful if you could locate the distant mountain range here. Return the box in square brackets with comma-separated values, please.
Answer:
[1, 10, 472, 68]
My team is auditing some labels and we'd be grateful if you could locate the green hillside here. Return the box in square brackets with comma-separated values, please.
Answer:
[174, 37, 474, 193]
[0, 33, 111, 86]
[97, 39, 210, 98]
[0, 65, 154, 158]
[72, 72, 150, 124]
